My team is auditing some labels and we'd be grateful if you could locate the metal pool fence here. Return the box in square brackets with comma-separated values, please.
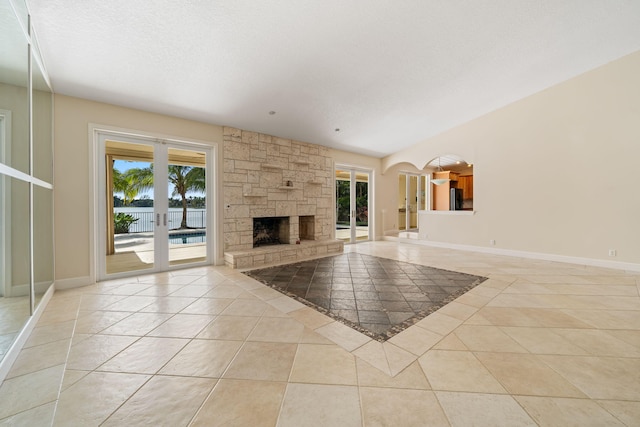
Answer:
[116, 210, 207, 233]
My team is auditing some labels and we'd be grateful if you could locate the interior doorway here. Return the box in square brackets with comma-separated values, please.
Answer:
[398, 173, 425, 231]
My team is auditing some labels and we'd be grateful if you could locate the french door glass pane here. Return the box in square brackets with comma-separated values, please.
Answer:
[106, 140, 155, 275]
[409, 175, 418, 229]
[336, 169, 369, 243]
[335, 169, 350, 242]
[398, 174, 406, 230]
[355, 172, 369, 241]
[167, 147, 207, 266]
[419, 176, 426, 210]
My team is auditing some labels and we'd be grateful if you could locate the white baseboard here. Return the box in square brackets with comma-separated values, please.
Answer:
[392, 237, 640, 273]
[2, 281, 55, 298]
[54, 275, 94, 290]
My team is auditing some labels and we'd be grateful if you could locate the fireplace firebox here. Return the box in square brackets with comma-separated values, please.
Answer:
[253, 217, 290, 247]
[299, 215, 315, 241]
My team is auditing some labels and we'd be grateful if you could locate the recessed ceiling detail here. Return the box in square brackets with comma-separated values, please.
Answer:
[28, 1, 640, 157]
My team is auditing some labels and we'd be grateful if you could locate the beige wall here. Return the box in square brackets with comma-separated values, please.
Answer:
[54, 95, 223, 283]
[383, 50, 640, 265]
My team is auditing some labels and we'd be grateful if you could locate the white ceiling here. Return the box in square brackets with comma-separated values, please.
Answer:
[27, 0, 640, 157]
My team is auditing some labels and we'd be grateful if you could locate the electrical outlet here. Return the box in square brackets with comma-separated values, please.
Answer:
[490, 239, 496, 246]
[608, 249, 616, 257]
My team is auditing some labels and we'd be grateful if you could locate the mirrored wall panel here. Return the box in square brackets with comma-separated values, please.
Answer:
[32, 57, 53, 183]
[0, 175, 31, 360]
[0, 0, 55, 370]
[33, 185, 53, 307]
[0, 0, 30, 174]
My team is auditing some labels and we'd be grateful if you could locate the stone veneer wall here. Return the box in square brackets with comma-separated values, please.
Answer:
[223, 127, 334, 253]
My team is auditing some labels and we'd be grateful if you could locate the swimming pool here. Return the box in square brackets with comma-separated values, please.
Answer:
[169, 231, 206, 245]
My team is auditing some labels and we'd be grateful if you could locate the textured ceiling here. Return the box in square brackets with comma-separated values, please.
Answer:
[27, 0, 640, 157]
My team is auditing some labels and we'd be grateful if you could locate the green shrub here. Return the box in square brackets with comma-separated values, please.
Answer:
[114, 212, 139, 234]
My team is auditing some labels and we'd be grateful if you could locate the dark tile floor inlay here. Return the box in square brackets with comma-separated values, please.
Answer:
[244, 253, 488, 341]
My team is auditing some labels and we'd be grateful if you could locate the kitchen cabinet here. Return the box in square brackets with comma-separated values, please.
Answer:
[457, 175, 474, 200]
[432, 171, 458, 210]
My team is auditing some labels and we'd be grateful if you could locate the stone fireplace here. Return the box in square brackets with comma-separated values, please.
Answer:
[223, 127, 343, 268]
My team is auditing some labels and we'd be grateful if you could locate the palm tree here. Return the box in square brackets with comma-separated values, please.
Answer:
[112, 164, 154, 206]
[112, 162, 204, 228]
[112, 167, 125, 192]
[169, 165, 205, 229]
[126, 166, 154, 192]
[112, 167, 137, 206]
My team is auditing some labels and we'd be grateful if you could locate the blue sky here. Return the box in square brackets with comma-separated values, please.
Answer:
[114, 160, 150, 173]
[114, 160, 154, 198]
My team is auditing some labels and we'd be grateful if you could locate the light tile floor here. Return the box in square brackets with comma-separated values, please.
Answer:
[1, 241, 639, 426]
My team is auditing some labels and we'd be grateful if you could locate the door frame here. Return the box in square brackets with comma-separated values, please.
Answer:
[399, 172, 425, 231]
[90, 125, 220, 281]
[335, 164, 373, 244]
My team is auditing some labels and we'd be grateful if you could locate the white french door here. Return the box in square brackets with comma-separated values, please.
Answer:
[335, 167, 372, 243]
[97, 131, 212, 280]
[398, 173, 426, 230]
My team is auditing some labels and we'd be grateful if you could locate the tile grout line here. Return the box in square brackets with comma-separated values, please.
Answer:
[48, 291, 84, 426]
[188, 282, 282, 426]
[87, 272, 213, 425]
[61, 275, 202, 424]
